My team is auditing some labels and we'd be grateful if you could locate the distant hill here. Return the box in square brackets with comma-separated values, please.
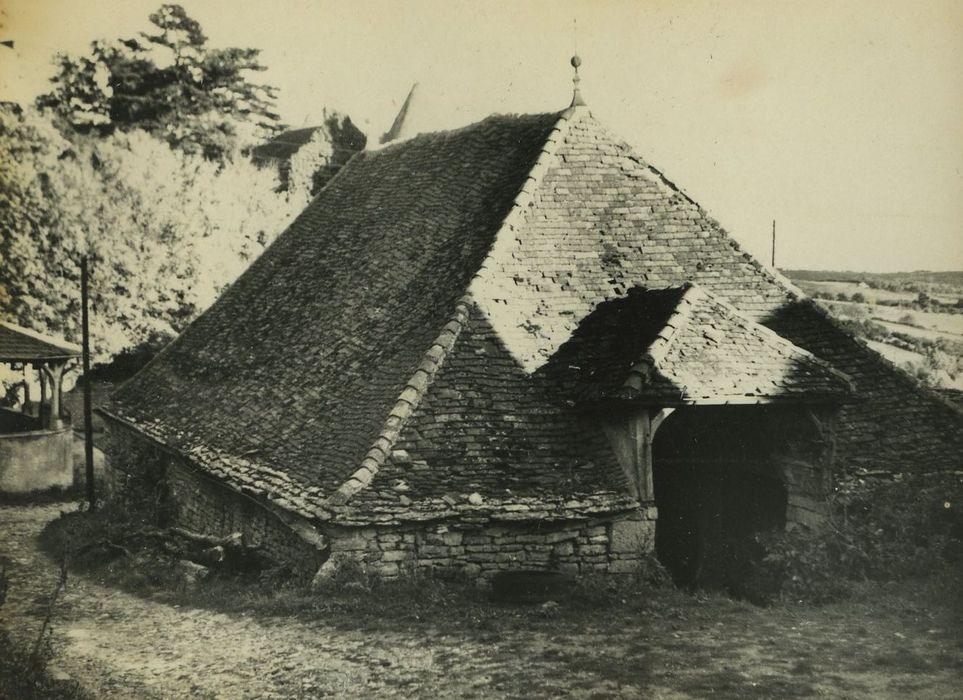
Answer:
[785, 270, 963, 287]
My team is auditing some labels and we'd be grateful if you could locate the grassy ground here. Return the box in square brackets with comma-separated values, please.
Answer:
[16, 504, 962, 698]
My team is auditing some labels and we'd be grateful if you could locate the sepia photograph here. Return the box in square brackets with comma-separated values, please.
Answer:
[1, 1, 961, 697]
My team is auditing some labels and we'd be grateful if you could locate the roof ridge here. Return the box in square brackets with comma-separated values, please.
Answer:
[367, 110, 562, 155]
[325, 294, 474, 507]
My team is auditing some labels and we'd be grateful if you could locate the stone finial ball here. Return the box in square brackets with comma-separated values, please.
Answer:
[571, 55, 582, 69]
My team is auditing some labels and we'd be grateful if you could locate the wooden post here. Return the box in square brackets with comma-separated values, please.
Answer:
[81, 255, 96, 511]
[41, 363, 65, 428]
[37, 364, 48, 425]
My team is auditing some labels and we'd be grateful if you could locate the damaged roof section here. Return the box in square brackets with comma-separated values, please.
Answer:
[539, 284, 853, 406]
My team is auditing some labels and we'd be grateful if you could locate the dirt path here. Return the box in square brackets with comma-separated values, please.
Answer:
[2, 504, 961, 698]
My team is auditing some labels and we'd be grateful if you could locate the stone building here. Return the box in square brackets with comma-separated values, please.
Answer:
[100, 75, 963, 586]
[250, 111, 366, 198]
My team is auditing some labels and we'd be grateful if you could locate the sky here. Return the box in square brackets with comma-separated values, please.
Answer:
[1, 0, 961, 272]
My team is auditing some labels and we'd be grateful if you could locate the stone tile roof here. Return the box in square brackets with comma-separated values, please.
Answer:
[0, 321, 81, 362]
[105, 112, 563, 503]
[104, 103, 963, 526]
[539, 283, 852, 405]
[346, 299, 632, 515]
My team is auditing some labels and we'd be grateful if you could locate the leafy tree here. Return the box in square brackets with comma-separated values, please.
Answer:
[1, 104, 301, 364]
[37, 4, 283, 162]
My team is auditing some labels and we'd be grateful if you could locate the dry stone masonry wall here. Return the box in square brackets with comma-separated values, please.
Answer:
[320, 508, 657, 580]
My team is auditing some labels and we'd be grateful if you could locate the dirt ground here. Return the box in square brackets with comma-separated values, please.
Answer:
[2, 503, 961, 699]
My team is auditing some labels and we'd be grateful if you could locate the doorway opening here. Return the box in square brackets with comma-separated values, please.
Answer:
[652, 406, 787, 591]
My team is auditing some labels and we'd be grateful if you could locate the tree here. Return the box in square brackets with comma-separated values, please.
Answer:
[37, 4, 283, 162]
[1, 104, 301, 364]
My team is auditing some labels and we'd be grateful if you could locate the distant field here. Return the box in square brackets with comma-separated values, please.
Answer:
[786, 269, 963, 288]
[786, 270, 963, 391]
[794, 279, 920, 304]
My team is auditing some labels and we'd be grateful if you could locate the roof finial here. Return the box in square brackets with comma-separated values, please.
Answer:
[570, 54, 586, 107]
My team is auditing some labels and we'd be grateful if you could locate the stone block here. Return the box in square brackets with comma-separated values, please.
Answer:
[380, 550, 410, 563]
[441, 531, 463, 546]
[334, 529, 375, 552]
[543, 530, 577, 544]
[610, 519, 654, 555]
[578, 544, 607, 556]
[553, 541, 574, 557]
[373, 562, 399, 577]
[418, 545, 451, 558]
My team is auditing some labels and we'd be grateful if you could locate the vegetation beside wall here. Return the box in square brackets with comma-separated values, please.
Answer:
[743, 474, 962, 604]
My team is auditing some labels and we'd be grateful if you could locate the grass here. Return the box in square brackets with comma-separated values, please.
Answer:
[19, 502, 963, 698]
[0, 629, 90, 700]
[0, 562, 89, 700]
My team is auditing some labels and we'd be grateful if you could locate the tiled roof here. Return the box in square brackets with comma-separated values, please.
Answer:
[106, 111, 563, 502]
[538, 283, 852, 405]
[0, 321, 81, 362]
[347, 299, 632, 515]
[105, 104, 963, 525]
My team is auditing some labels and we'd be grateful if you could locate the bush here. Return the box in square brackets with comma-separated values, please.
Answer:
[743, 475, 962, 604]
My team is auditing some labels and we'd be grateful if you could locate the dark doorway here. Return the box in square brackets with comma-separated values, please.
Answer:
[652, 406, 787, 591]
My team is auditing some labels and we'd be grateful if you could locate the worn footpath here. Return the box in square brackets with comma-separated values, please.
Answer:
[2, 504, 961, 699]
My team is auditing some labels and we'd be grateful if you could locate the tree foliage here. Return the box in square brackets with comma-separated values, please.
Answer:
[0, 104, 302, 364]
[37, 4, 283, 162]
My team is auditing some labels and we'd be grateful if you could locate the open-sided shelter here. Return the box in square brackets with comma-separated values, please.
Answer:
[0, 321, 80, 493]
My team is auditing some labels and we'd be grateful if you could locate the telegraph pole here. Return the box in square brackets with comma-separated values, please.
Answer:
[81, 255, 96, 511]
[771, 220, 776, 268]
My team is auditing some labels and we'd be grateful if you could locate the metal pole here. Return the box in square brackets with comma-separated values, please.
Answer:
[81, 255, 96, 511]
[771, 220, 776, 268]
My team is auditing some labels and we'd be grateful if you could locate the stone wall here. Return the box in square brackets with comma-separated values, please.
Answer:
[167, 461, 324, 575]
[319, 507, 658, 580]
[0, 423, 73, 493]
[103, 421, 323, 575]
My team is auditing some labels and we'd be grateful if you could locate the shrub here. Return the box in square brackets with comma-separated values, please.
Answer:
[743, 475, 962, 604]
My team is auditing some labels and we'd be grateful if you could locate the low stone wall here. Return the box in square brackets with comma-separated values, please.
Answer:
[102, 421, 323, 575]
[0, 424, 73, 493]
[167, 460, 323, 575]
[320, 507, 658, 580]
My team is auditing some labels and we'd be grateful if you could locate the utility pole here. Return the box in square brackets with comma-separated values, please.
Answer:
[81, 255, 96, 511]
[771, 220, 776, 268]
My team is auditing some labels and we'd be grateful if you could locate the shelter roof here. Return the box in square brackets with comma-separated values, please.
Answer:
[0, 321, 81, 362]
[539, 284, 853, 405]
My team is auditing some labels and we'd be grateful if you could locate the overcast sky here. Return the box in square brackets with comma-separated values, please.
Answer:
[2, 0, 961, 272]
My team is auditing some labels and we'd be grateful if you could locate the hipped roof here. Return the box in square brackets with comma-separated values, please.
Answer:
[540, 283, 853, 406]
[103, 104, 962, 523]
